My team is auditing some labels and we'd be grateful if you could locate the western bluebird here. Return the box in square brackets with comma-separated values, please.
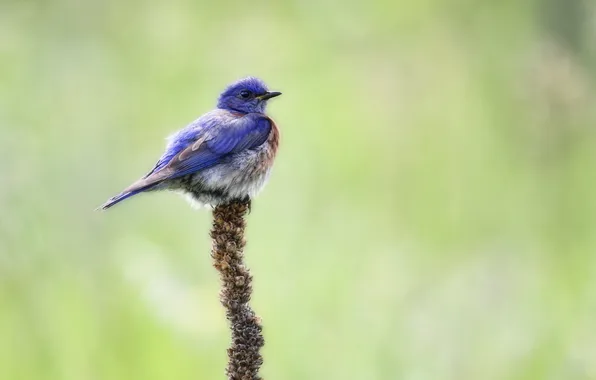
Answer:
[99, 77, 281, 210]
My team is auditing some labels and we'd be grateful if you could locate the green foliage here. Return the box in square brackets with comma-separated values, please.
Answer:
[1, 0, 595, 379]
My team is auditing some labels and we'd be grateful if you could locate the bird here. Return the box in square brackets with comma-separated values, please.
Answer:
[99, 77, 281, 210]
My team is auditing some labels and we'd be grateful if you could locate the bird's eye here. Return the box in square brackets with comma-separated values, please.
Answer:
[238, 90, 252, 99]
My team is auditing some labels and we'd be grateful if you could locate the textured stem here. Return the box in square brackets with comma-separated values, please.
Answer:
[210, 199, 264, 380]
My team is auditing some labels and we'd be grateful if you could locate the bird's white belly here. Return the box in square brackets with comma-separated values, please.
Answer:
[180, 144, 274, 206]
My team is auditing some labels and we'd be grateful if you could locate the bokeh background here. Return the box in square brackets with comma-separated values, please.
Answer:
[1, 0, 596, 379]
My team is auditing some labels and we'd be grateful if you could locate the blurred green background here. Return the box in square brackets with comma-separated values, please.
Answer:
[1, 0, 595, 379]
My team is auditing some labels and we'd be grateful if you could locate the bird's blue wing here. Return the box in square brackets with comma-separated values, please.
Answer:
[141, 125, 205, 179]
[132, 115, 271, 187]
[99, 114, 272, 210]
[167, 116, 272, 178]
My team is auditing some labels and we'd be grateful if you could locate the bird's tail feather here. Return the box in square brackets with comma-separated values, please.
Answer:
[97, 182, 160, 210]
[96, 190, 142, 210]
[97, 173, 166, 210]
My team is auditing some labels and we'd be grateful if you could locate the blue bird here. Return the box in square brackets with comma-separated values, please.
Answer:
[99, 77, 281, 210]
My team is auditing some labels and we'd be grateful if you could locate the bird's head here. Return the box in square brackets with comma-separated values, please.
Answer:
[217, 77, 281, 114]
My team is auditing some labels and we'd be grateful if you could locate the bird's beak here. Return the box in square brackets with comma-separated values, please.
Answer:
[257, 91, 282, 100]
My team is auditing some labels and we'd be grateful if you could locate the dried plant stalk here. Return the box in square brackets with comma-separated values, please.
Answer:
[210, 199, 264, 380]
